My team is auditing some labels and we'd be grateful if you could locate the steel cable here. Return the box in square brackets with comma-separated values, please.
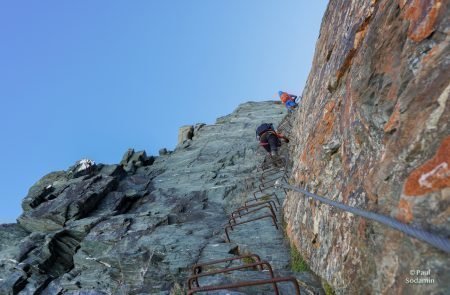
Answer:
[275, 181, 450, 253]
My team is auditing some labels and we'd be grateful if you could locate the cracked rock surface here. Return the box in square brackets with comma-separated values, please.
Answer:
[285, 0, 450, 294]
[1, 101, 321, 294]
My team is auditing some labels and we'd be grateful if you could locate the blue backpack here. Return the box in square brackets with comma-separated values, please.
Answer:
[256, 123, 274, 139]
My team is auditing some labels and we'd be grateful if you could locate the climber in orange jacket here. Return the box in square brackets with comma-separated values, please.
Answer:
[278, 91, 298, 112]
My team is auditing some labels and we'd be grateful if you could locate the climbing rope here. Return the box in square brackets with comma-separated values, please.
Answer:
[275, 181, 450, 253]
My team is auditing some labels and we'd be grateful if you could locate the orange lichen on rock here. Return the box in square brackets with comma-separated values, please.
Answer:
[318, 100, 337, 144]
[300, 100, 337, 167]
[384, 103, 401, 133]
[357, 219, 367, 237]
[404, 136, 450, 196]
[397, 198, 414, 222]
[403, 0, 443, 42]
[336, 50, 357, 83]
[353, 13, 372, 49]
[380, 55, 402, 101]
[284, 0, 450, 292]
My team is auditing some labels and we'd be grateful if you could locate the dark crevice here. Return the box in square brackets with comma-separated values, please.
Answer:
[326, 46, 334, 62]
[33, 277, 53, 295]
[38, 231, 81, 278]
[13, 274, 29, 295]
[167, 215, 178, 225]
[228, 246, 239, 255]
[29, 186, 55, 209]
[178, 205, 187, 214]
[116, 194, 144, 215]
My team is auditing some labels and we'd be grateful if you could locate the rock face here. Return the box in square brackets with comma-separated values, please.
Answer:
[1, 101, 321, 294]
[2, 2, 448, 293]
[177, 125, 194, 145]
[284, 0, 449, 294]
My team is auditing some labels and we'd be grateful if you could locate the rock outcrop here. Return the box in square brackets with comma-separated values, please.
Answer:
[177, 125, 194, 145]
[2, 1, 448, 294]
[1, 102, 323, 294]
[284, 0, 449, 294]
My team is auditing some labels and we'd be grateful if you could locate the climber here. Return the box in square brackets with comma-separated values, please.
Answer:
[278, 91, 298, 112]
[256, 123, 289, 165]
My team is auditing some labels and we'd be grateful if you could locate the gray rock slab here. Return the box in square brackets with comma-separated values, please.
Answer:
[0, 101, 323, 294]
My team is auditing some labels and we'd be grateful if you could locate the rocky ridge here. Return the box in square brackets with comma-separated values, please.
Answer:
[2, 1, 448, 294]
[0, 101, 322, 294]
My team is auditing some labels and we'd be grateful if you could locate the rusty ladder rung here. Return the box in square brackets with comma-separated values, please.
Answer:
[224, 214, 278, 242]
[192, 254, 263, 275]
[229, 204, 278, 228]
[233, 200, 278, 216]
[187, 260, 278, 292]
[245, 192, 281, 207]
[187, 276, 300, 295]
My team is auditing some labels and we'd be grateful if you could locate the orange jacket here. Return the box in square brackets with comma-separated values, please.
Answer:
[280, 92, 295, 104]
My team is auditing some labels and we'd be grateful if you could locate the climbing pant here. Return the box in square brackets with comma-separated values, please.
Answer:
[285, 100, 297, 111]
[260, 132, 281, 154]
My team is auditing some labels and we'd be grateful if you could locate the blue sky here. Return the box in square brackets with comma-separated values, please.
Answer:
[0, 1, 328, 223]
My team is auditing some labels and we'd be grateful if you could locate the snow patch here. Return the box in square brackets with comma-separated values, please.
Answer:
[76, 159, 95, 172]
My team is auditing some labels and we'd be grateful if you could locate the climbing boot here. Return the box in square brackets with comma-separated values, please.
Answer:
[270, 151, 283, 167]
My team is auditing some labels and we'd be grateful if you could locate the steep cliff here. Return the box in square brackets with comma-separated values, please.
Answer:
[2, 1, 449, 294]
[0, 102, 324, 294]
[284, 0, 449, 294]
